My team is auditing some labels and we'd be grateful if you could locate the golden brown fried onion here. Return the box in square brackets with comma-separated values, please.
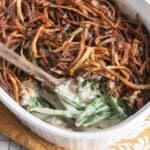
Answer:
[0, 0, 149, 105]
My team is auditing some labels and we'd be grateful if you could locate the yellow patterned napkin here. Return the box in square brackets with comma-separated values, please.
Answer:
[110, 116, 150, 150]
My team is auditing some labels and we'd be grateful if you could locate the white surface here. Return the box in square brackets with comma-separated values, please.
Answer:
[0, 0, 150, 150]
[0, 134, 25, 150]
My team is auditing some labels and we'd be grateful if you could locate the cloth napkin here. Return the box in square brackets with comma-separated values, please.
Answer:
[0, 103, 65, 150]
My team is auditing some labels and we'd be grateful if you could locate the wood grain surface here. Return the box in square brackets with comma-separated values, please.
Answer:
[0, 103, 65, 150]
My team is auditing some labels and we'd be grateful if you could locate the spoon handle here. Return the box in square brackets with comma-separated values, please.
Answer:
[0, 44, 64, 90]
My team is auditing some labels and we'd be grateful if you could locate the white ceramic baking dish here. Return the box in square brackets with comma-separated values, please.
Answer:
[0, 0, 150, 150]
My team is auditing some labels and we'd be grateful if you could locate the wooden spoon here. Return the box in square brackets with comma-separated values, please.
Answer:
[0, 44, 65, 90]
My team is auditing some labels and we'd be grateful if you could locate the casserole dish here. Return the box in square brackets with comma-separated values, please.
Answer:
[0, 0, 150, 149]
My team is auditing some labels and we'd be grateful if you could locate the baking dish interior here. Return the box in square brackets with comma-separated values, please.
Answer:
[0, 0, 150, 139]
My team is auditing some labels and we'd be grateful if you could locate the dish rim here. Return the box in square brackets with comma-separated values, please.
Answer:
[0, 0, 150, 140]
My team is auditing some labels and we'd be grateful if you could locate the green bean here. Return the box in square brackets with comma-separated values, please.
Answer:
[27, 96, 50, 110]
[108, 96, 127, 118]
[83, 111, 112, 127]
[30, 107, 77, 118]
[55, 87, 86, 110]
[76, 96, 111, 126]
[76, 105, 110, 127]
[77, 111, 111, 127]
[76, 96, 105, 120]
